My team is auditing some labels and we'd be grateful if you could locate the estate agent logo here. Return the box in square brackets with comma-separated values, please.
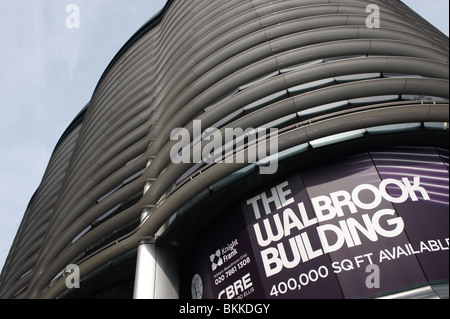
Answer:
[210, 249, 223, 271]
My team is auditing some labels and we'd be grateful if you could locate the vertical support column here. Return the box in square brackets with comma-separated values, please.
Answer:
[133, 158, 180, 299]
[134, 237, 157, 299]
[134, 157, 155, 299]
[133, 237, 180, 299]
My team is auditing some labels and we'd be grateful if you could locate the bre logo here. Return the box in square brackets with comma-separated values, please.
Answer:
[218, 273, 254, 299]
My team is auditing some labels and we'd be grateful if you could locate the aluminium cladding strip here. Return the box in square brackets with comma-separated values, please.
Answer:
[0, 0, 448, 299]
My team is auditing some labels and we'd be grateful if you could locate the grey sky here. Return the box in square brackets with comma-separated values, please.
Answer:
[0, 0, 167, 274]
[0, 1, 448, 274]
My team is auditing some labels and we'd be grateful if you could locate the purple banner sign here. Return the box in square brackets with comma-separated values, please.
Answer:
[182, 147, 449, 299]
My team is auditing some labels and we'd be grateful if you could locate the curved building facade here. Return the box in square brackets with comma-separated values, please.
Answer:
[0, 0, 448, 299]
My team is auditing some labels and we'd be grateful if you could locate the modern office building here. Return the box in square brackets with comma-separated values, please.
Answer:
[0, 0, 448, 299]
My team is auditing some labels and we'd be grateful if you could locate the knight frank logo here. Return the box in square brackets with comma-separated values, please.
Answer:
[210, 239, 239, 271]
[210, 249, 223, 271]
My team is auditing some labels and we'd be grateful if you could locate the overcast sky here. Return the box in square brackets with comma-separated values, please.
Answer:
[0, 1, 448, 275]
